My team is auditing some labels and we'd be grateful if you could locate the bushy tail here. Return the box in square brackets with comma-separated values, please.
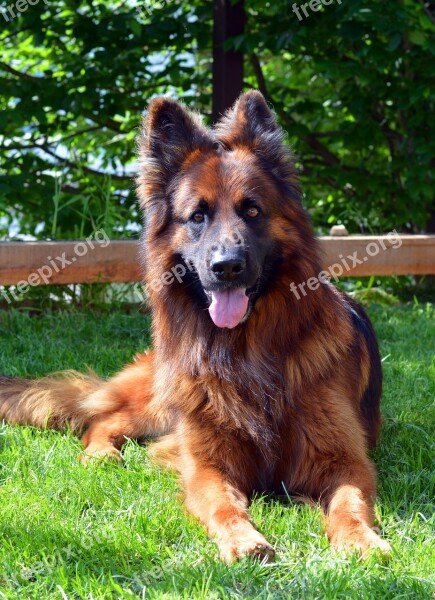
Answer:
[0, 371, 116, 432]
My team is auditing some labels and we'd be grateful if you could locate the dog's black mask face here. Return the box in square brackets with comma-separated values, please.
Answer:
[170, 150, 283, 328]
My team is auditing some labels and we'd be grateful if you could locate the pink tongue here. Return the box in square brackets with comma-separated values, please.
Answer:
[209, 288, 249, 329]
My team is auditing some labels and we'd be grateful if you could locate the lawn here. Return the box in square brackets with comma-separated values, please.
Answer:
[0, 304, 433, 599]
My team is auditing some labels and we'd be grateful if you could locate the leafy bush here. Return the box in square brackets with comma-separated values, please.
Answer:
[0, 0, 433, 239]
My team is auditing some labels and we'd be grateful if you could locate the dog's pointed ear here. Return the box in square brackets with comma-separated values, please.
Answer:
[137, 98, 213, 209]
[215, 91, 297, 185]
[215, 90, 278, 147]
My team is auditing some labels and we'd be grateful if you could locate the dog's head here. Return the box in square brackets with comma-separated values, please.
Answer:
[138, 91, 310, 329]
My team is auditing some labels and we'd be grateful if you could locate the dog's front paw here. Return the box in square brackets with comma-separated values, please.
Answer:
[218, 530, 275, 563]
[79, 446, 122, 464]
[330, 525, 390, 557]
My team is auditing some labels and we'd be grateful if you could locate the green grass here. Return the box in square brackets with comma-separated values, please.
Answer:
[0, 304, 433, 599]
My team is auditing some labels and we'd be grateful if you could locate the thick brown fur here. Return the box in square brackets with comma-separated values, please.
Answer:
[0, 91, 389, 561]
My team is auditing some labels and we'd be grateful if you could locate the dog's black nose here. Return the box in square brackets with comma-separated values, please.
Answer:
[211, 257, 246, 281]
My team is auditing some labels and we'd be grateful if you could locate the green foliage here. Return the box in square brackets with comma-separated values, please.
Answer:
[0, 0, 433, 239]
[241, 0, 435, 232]
[0, 0, 212, 239]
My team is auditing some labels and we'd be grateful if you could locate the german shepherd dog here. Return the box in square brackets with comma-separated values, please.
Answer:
[0, 91, 390, 561]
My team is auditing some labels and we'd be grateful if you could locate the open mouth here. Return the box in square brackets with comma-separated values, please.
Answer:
[204, 281, 260, 329]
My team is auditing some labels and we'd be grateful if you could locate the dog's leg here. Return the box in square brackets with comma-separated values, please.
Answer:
[182, 464, 275, 563]
[80, 353, 169, 462]
[80, 409, 143, 463]
[322, 461, 391, 556]
[289, 386, 390, 557]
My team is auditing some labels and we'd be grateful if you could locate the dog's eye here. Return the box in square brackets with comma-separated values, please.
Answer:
[192, 211, 205, 223]
[246, 206, 260, 218]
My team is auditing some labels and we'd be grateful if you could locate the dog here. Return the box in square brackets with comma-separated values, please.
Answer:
[0, 90, 390, 562]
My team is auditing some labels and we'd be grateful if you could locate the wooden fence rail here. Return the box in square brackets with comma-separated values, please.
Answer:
[0, 236, 434, 287]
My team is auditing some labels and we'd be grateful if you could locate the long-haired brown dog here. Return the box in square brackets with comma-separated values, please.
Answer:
[0, 91, 390, 561]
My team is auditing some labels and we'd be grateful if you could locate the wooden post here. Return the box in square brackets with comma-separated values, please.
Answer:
[212, 0, 245, 123]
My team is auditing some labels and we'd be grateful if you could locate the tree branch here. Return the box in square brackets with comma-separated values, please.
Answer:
[249, 54, 341, 167]
[60, 183, 129, 198]
[311, 130, 344, 138]
[1, 127, 103, 152]
[0, 62, 44, 80]
[298, 165, 339, 189]
[249, 54, 270, 101]
[83, 111, 124, 133]
[39, 145, 132, 182]
[0, 26, 32, 43]
[418, 0, 435, 24]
